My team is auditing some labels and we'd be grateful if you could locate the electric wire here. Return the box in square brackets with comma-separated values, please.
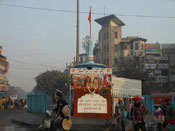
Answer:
[0, 3, 175, 19]
[3, 45, 61, 70]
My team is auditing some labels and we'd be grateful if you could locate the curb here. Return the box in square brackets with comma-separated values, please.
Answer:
[12, 119, 40, 127]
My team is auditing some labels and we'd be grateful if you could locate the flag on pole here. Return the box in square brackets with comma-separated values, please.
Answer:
[88, 7, 91, 23]
[88, 6, 92, 39]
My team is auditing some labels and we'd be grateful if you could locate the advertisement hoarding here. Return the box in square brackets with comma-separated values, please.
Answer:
[0, 84, 8, 91]
[70, 68, 112, 117]
[145, 44, 160, 49]
[70, 68, 112, 91]
[145, 49, 162, 54]
[112, 76, 142, 97]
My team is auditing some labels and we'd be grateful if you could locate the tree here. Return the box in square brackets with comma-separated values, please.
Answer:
[113, 56, 149, 81]
[8, 85, 27, 98]
[82, 35, 90, 54]
[33, 70, 70, 96]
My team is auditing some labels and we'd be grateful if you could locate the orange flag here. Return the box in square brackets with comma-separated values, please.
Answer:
[88, 7, 92, 39]
[88, 8, 91, 23]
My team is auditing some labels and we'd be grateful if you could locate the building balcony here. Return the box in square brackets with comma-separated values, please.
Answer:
[145, 49, 162, 55]
[145, 64, 169, 69]
[154, 76, 168, 83]
[145, 64, 156, 69]
[157, 64, 169, 69]
[154, 56, 168, 61]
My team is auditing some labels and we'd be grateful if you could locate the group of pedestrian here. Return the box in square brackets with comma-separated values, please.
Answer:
[4, 98, 14, 109]
[0, 97, 14, 110]
[2, 97, 27, 110]
[115, 97, 175, 131]
[154, 99, 175, 131]
[115, 96, 148, 131]
[50, 89, 71, 131]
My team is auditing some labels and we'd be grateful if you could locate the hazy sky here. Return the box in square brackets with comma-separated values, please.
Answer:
[0, 0, 175, 92]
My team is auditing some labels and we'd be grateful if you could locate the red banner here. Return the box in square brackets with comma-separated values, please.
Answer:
[0, 84, 8, 91]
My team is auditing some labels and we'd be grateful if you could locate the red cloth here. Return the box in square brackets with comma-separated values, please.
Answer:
[131, 102, 147, 123]
[168, 120, 175, 124]
[88, 8, 91, 23]
[134, 96, 141, 102]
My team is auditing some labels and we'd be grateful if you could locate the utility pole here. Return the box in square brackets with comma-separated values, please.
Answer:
[76, 0, 79, 64]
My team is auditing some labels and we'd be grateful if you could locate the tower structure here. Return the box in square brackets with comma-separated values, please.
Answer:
[95, 14, 125, 68]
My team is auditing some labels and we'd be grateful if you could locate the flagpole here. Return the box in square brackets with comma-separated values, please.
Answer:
[90, 20, 91, 40]
[89, 6, 92, 40]
[87, 6, 94, 63]
[76, 0, 79, 64]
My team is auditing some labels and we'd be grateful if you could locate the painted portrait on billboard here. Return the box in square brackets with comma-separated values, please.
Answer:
[70, 68, 112, 92]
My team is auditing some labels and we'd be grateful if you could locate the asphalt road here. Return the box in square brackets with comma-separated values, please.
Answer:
[0, 109, 38, 131]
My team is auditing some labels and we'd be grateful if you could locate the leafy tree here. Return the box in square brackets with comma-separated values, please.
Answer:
[113, 56, 149, 81]
[33, 70, 70, 96]
[8, 85, 27, 98]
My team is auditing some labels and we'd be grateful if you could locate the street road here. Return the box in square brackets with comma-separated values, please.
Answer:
[0, 109, 38, 131]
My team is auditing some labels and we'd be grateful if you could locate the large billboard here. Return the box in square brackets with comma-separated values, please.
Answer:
[0, 84, 8, 91]
[70, 68, 112, 92]
[71, 68, 112, 118]
[145, 64, 156, 69]
[145, 44, 160, 49]
[112, 76, 142, 97]
[145, 49, 162, 54]
[78, 93, 107, 113]
[0, 63, 8, 80]
[0, 64, 8, 91]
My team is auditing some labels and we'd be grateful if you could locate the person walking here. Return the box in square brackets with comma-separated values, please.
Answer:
[168, 103, 175, 131]
[53, 89, 64, 114]
[161, 99, 170, 130]
[154, 105, 164, 131]
[50, 89, 64, 131]
[115, 97, 125, 131]
[131, 96, 148, 131]
[51, 99, 70, 131]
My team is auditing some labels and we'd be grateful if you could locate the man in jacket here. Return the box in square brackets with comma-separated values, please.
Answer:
[50, 89, 64, 131]
[115, 98, 125, 131]
[168, 103, 175, 131]
[154, 105, 164, 131]
[53, 89, 64, 114]
[131, 96, 148, 131]
[161, 99, 170, 129]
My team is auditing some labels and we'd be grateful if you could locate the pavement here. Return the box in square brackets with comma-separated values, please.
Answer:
[0, 109, 40, 131]
[12, 110, 133, 131]
[13, 110, 110, 130]
[12, 110, 44, 127]
[11, 110, 155, 131]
